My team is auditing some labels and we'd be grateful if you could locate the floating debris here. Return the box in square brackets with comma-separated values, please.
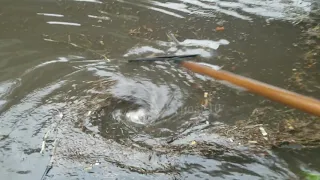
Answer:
[40, 141, 46, 154]
[190, 140, 197, 146]
[215, 26, 225, 31]
[94, 160, 101, 166]
[202, 92, 209, 108]
[283, 119, 295, 131]
[40, 129, 51, 154]
[84, 165, 93, 172]
[58, 111, 63, 119]
[248, 141, 258, 144]
[166, 31, 181, 46]
[259, 127, 268, 136]
[301, 170, 320, 180]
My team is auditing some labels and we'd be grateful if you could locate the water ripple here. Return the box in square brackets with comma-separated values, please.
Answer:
[125, 0, 312, 20]
[117, 0, 185, 18]
[0, 0, 317, 179]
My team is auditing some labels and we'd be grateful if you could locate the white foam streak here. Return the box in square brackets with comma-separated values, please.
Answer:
[37, 13, 64, 17]
[47, 21, 81, 26]
[74, 0, 102, 3]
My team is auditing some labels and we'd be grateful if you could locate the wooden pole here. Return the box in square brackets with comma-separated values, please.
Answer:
[180, 61, 320, 117]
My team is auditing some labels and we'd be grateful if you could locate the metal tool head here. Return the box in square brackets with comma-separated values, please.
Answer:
[127, 54, 199, 63]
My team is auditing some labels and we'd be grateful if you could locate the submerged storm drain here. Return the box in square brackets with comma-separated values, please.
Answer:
[79, 80, 183, 142]
[44, 78, 313, 180]
[55, 79, 242, 177]
[86, 96, 152, 140]
[110, 97, 154, 125]
[51, 58, 320, 179]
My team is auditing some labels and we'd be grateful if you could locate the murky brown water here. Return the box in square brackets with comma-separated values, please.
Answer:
[0, 0, 319, 179]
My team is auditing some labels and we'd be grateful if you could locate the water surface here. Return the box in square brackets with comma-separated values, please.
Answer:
[0, 0, 319, 179]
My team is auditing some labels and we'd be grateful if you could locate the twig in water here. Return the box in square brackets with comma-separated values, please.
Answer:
[41, 139, 59, 180]
[166, 31, 181, 46]
[44, 34, 111, 61]
[39, 108, 64, 180]
[40, 130, 50, 154]
[40, 109, 64, 154]
[166, 121, 195, 144]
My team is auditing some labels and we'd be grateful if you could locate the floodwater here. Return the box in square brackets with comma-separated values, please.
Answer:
[0, 0, 319, 179]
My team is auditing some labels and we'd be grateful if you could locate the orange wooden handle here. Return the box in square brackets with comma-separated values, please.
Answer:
[181, 61, 320, 117]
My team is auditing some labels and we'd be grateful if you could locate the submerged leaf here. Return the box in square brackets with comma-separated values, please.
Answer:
[302, 170, 320, 180]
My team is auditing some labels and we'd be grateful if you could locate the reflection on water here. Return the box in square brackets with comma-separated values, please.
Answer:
[0, 0, 318, 179]
[126, 0, 312, 20]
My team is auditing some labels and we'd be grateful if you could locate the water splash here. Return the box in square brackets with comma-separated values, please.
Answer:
[124, 38, 230, 58]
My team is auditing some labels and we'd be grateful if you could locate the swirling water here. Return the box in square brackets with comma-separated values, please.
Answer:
[0, 0, 319, 179]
